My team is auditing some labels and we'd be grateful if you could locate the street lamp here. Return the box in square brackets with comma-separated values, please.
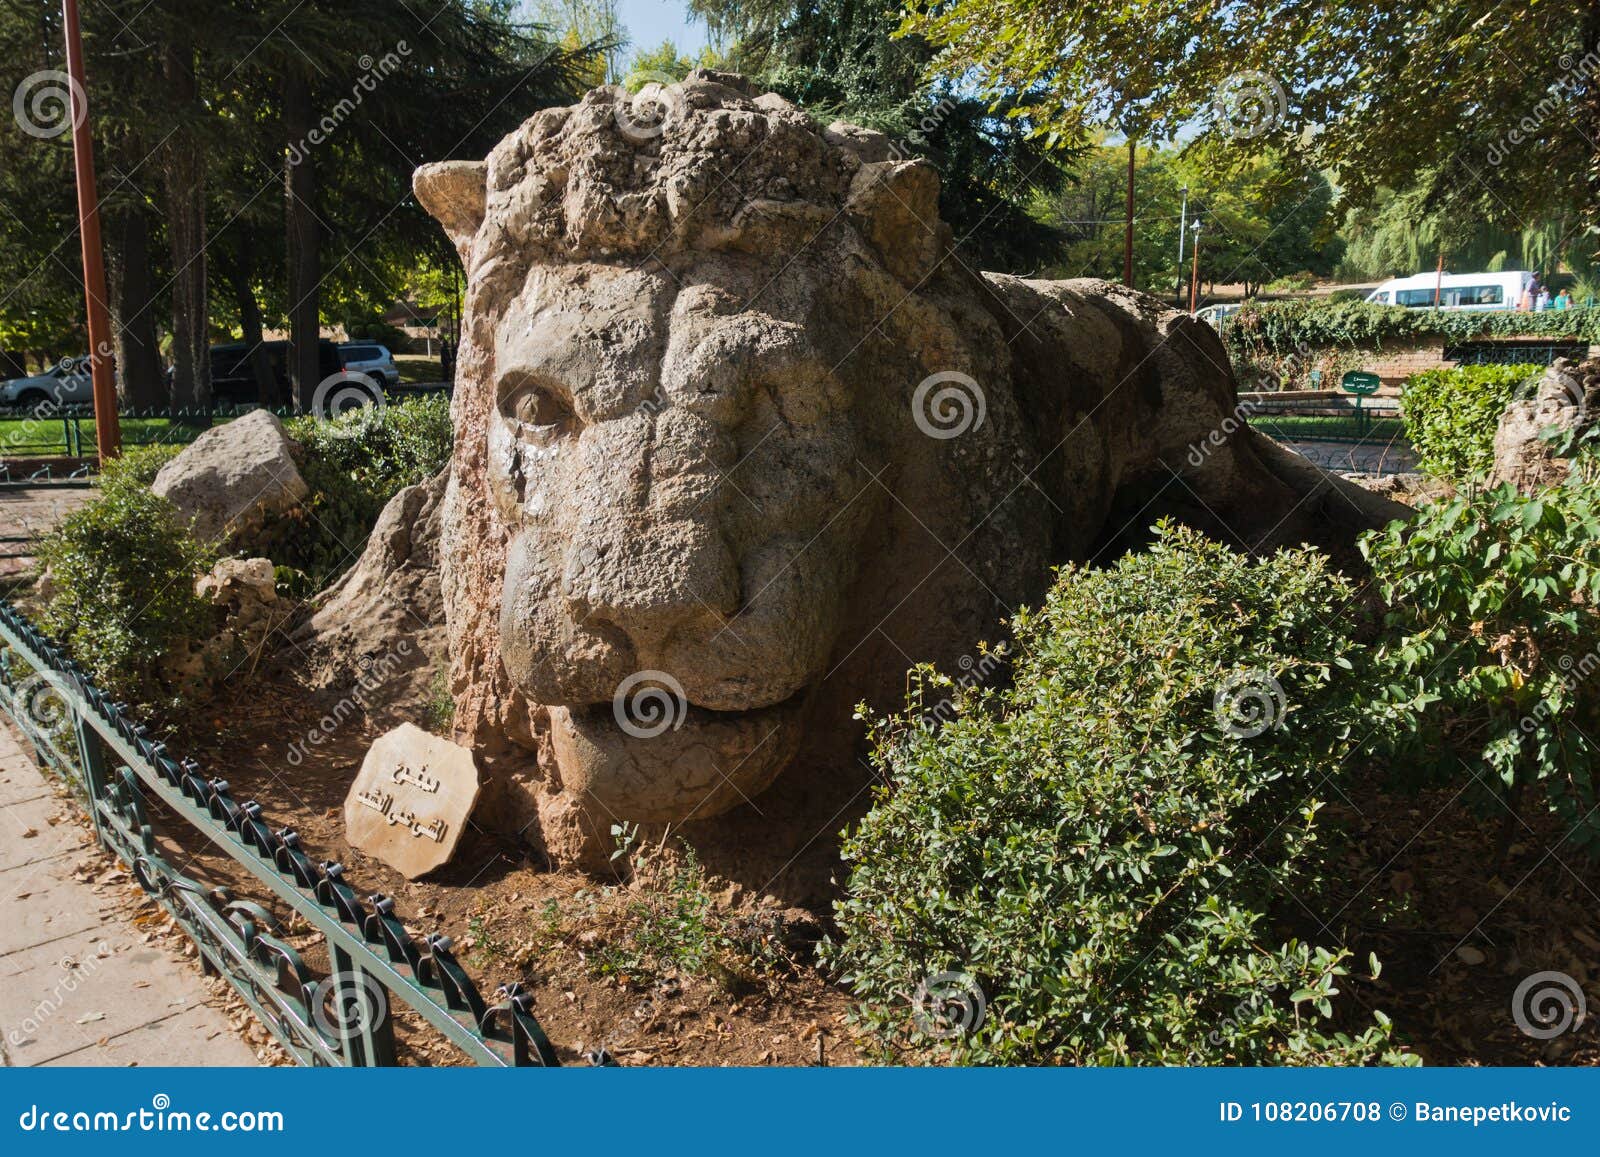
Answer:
[1187, 220, 1204, 313]
[1175, 186, 1189, 307]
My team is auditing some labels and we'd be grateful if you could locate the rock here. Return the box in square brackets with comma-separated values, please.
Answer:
[411, 71, 1409, 877]
[343, 722, 480, 880]
[152, 409, 309, 547]
[284, 470, 446, 718]
[1490, 357, 1598, 492]
[161, 557, 285, 694]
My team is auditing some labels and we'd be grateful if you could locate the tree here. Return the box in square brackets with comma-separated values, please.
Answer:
[1039, 143, 1342, 297]
[689, 0, 1072, 271]
[526, 0, 627, 84]
[900, 1, 1600, 247]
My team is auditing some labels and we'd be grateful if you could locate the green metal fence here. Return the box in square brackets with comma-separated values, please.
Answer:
[0, 598, 560, 1067]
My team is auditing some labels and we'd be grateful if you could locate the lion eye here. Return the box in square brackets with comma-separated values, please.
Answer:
[503, 383, 576, 442]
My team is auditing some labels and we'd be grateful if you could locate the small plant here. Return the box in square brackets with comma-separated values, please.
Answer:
[823, 522, 1410, 1065]
[1399, 363, 1539, 483]
[35, 464, 216, 705]
[1360, 480, 1600, 850]
[423, 665, 455, 733]
[545, 832, 796, 993]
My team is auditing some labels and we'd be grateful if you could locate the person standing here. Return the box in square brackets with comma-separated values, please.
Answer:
[1556, 289, 1573, 310]
[1536, 286, 1552, 311]
[1517, 282, 1534, 310]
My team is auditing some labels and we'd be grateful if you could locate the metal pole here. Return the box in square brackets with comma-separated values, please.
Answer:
[1122, 138, 1136, 288]
[61, 0, 120, 461]
[1175, 186, 1189, 307]
[1188, 222, 1203, 313]
[1433, 247, 1444, 308]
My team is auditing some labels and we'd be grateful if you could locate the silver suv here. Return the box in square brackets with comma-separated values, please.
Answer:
[0, 358, 93, 408]
[337, 343, 399, 390]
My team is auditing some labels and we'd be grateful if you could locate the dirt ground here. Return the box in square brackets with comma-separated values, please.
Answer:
[146, 655, 1597, 1069]
[163, 672, 865, 1067]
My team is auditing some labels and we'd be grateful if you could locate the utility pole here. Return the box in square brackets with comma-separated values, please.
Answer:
[1188, 221, 1204, 313]
[62, 0, 120, 460]
[1122, 138, 1136, 287]
[1175, 186, 1189, 308]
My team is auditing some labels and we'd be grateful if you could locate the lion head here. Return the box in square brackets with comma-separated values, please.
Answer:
[415, 72, 1398, 876]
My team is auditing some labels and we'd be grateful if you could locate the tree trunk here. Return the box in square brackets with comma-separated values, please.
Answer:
[284, 70, 321, 411]
[225, 255, 277, 405]
[163, 40, 210, 412]
[104, 208, 166, 409]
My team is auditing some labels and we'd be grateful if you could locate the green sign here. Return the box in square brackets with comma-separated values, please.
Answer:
[1341, 370, 1381, 396]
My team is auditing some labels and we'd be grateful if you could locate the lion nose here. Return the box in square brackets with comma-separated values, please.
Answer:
[561, 519, 740, 644]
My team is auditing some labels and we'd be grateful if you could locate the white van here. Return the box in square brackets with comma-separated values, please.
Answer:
[1364, 270, 1534, 311]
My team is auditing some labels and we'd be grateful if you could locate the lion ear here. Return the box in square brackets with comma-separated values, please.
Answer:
[414, 161, 488, 259]
[846, 160, 944, 286]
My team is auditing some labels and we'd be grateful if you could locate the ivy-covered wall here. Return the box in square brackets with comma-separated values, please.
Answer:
[1223, 301, 1600, 390]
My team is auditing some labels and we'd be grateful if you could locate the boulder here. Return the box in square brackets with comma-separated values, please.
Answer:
[1490, 357, 1598, 493]
[152, 409, 309, 547]
[411, 71, 1409, 879]
[162, 557, 286, 692]
[284, 470, 447, 720]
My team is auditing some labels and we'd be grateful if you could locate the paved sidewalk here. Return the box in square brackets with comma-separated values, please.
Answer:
[0, 724, 257, 1067]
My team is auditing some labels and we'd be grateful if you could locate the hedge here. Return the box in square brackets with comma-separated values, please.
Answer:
[1223, 300, 1600, 363]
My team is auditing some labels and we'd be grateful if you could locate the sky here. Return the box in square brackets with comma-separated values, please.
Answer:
[615, 1, 710, 55]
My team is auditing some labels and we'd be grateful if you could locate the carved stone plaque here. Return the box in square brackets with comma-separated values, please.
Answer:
[343, 722, 479, 879]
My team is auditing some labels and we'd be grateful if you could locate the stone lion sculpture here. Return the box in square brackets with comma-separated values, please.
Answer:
[414, 71, 1400, 884]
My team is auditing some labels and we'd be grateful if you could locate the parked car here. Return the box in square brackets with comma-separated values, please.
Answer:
[337, 342, 400, 389]
[1364, 270, 1534, 311]
[206, 339, 345, 405]
[1193, 303, 1242, 330]
[0, 358, 93, 407]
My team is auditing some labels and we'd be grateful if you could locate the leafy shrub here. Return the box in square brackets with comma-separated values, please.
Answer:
[36, 463, 215, 704]
[101, 442, 182, 487]
[1399, 364, 1539, 483]
[265, 394, 451, 588]
[1360, 481, 1600, 850]
[825, 522, 1410, 1065]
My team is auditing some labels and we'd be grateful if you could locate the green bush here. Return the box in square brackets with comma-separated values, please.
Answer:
[1399, 364, 1540, 483]
[266, 394, 452, 588]
[825, 522, 1410, 1065]
[1360, 481, 1600, 850]
[36, 464, 215, 704]
[101, 442, 183, 487]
